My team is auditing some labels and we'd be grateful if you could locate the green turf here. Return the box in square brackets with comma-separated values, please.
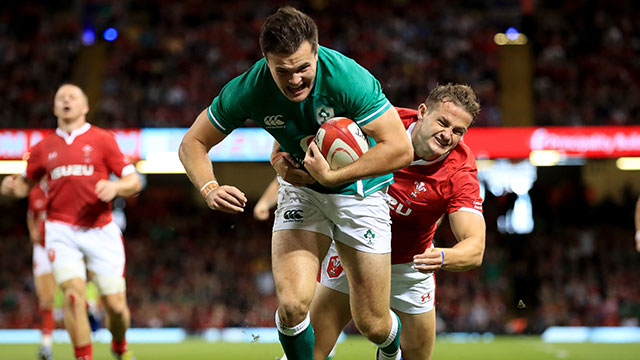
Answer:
[1, 336, 639, 360]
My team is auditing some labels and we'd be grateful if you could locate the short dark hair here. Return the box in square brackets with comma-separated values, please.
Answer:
[259, 6, 318, 55]
[425, 83, 481, 122]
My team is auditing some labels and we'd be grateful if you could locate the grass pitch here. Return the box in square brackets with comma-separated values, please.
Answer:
[2, 335, 639, 359]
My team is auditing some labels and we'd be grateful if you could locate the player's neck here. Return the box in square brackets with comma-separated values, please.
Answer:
[57, 117, 87, 134]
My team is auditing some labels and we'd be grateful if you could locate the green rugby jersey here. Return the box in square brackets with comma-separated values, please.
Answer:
[207, 46, 393, 196]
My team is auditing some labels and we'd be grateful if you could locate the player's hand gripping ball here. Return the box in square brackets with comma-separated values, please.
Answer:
[314, 117, 369, 170]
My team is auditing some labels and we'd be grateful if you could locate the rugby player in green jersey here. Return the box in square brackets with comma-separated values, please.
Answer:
[179, 6, 413, 360]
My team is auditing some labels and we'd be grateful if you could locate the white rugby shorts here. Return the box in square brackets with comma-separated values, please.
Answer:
[272, 179, 391, 253]
[319, 242, 436, 314]
[44, 220, 126, 294]
[32, 243, 53, 276]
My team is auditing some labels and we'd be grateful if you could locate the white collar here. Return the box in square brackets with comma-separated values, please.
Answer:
[55, 123, 91, 145]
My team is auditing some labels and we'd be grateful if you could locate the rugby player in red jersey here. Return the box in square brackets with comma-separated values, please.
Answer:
[1, 83, 141, 360]
[313, 84, 486, 360]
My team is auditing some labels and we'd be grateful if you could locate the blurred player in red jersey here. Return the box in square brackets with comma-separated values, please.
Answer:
[27, 180, 56, 360]
[312, 84, 486, 360]
[1, 84, 142, 360]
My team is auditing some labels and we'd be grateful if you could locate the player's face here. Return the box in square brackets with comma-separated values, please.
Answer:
[265, 41, 318, 103]
[53, 84, 89, 121]
[413, 101, 472, 161]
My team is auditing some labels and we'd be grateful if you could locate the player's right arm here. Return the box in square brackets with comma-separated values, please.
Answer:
[413, 211, 486, 273]
[179, 109, 247, 213]
[1, 174, 34, 199]
[26, 210, 41, 245]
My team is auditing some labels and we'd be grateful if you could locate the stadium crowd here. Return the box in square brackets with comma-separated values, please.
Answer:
[1, 0, 639, 336]
[2, 0, 639, 129]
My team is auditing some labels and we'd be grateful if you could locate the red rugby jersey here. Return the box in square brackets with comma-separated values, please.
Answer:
[390, 107, 483, 264]
[26, 123, 135, 228]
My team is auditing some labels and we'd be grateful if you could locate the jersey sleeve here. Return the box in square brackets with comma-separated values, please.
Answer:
[207, 74, 252, 134]
[102, 131, 135, 177]
[447, 170, 484, 216]
[337, 60, 391, 127]
[25, 142, 46, 181]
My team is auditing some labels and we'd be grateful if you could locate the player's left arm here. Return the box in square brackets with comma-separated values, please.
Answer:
[304, 106, 413, 187]
[413, 211, 486, 273]
[254, 176, 279, 221]
[95, 172, 142, 202]
[95, 133, 142, 202]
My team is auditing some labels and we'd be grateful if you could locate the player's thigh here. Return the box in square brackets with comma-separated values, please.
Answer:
[310, 284, 352, 358]
[329, 190, 392, 254]
[334, 241, 391, 319]
[389, 264, 436, 360]
[272, 229, 331, 301]
[396, 309, 435, 360]
[81, 222, 126, 296]
[45, 221, 87, 284]
[272, 183, 334, 303]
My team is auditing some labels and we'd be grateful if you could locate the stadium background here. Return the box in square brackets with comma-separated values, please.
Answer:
[1, 0, 640, 358]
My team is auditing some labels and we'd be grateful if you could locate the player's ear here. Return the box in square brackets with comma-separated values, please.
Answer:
[417, 103, 428, 121]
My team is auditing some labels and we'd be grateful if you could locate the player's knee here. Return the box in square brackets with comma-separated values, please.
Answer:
[103, 296, 128, 318]
[353, 316, 388, 344]
[63, 288, 86, 308]
[278, 298, 310, 326]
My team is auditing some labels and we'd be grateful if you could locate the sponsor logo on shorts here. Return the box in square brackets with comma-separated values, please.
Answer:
[263, 115, 285, 128]
[420, 291, 432, 304]
[364, 229, 375, 245]
[327, 256, 343, 278]
[47, 249, 55, 262]
[283, 209, 303, 223]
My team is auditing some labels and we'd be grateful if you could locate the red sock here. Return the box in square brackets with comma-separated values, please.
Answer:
[112, 339, 128, 355]
[74, 343, 92, 360]
[40, 309, 54, 335]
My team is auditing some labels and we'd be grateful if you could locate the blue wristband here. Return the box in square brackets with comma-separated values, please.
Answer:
[440, 250, 445, 267]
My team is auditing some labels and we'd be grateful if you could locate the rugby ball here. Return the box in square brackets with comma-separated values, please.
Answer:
[315, 117, 369, 169]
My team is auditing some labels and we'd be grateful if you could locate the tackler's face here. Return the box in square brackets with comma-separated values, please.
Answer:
[412, 100, 472, 161]
[53, 84, 89, 121]
[265, 40, 318, 103]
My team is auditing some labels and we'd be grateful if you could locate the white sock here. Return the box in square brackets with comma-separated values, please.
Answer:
[377, 309, 399, 349]
[275, 309, 310, 337]
[41, 334, 53, 348]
